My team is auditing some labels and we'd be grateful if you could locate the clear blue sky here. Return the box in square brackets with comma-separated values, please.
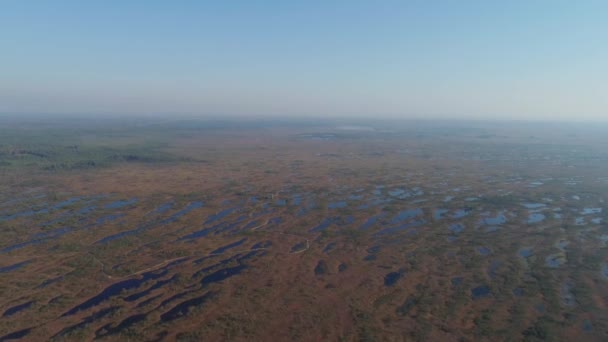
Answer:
[1, 1, 606, 121]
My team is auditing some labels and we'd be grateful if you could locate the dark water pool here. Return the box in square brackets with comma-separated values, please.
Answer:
[3, 300, 34, 317]
[160, 291, 216, 322]
[384, 271, 403, 286]
[105, 198, 138, 209]
[471, 285, 491, 299]
[210, 238, 247, 255]
[0, 260, 30, 273]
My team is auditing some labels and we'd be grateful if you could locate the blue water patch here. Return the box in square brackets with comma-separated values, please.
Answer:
[448, 223, 465, 234]
[323, 242, 337, 254]
[451, 208, 472, 219]
[238, 250, 265, 262]
[561, 282, 576, 307]
[192, 255, 222, 267]
[37, 275, 64, 288]
[275, 199, 287, 206]
[211, 238, 247, 255]
[1, 240, 44, 254]
[192, 255, 238, 278]
[477, 247, 491, 256]
[471, 285, 491, 299]
[527, 213, 545, 224]
[0, 328, 32, 341]
[582, 319, 594, 333]
[52, 197, 82, 209]
[0, 260, 30, 273]
[105, 198, 138, 209]
[314, 260, 329, 275]
[159, 292, 216, 322]
[292, 195, 303, 206]
[123, 275, 177, 302]
[290, 242, 307, 253]
[388, 189, 410, 199]
[52, 306, 121, 339]
[545, 254, 564, 268]
[178, 224, 224, 242]
[157, 291, 193, 308]
[367, 245, 381, 254]
[522, 203, 546, 209]
[0, 207, 50, 222]
[3, 301, 34, 317]
[396, 296, 418, 316]
[234, 215, 249, 222]
[251, 240, 272, 249]
[519, 248, 534, 258]
[582, 208, 602, 215]
[310, 217, 338, 232]
[97, 202, 204, 244]
[328, 201, 347, 209]
[32, 227, 71, 240]
[62, 269, 168, 316]
[195, 251, 260, 280]
[336, 215, 354, 226]
[161, 201, 204, 224]
[384, 271, 403, 286]
[390, 209, 423, 224]
[364, 246, 380, 260]
[434, 209, 449, 220]
[556, 240, 569, 250]
[96, 213, 125, 225]
[205, 207, 238, 225]
[481, 213, 507, 225]
[1, 226, 72, 254]
[150, 202, 174, 215]
[78, 205, 97, 215]
[359, 214, 384, 230]
[296, 205, 312, 217]
[374, 220, 425, 236]
[201, 265, 247, 286]
[366, 197, 392, 208]
[96, 228, 139, 244]
[268, 217, 283, 225]
[348, 194, 364, 200]
[212, 221, 242, 235]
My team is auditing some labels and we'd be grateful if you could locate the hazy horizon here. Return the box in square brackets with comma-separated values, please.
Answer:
[2, 1, 607, 122]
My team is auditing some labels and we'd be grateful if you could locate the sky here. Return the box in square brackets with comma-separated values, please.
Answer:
[1, 1, 607, 121]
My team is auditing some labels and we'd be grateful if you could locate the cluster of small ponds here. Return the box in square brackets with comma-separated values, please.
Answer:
[1, 185, 606, 339]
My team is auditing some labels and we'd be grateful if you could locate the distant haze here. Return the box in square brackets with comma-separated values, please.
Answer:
[1, 1, 607, 121]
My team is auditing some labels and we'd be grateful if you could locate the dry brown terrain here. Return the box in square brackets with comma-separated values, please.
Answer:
[1, 118, 608, 341]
